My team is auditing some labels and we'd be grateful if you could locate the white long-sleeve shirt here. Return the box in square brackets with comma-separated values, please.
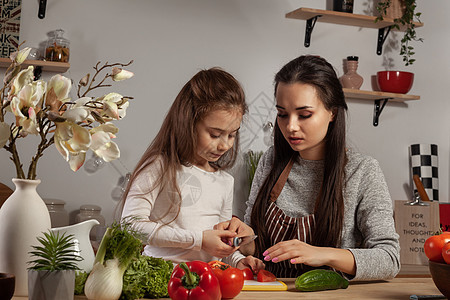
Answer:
[121, 160, 234, 264]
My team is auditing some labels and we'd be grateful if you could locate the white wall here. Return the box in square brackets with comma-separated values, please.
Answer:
[0, 0, 448, 224]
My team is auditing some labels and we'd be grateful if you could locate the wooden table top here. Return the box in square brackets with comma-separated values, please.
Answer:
[12, 277, 443, 300]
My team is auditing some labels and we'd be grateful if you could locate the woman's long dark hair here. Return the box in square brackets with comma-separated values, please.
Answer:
[250, 56, 348, 258]
[117, 68, 247, 221]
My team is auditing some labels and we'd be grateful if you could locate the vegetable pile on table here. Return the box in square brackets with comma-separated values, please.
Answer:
[81, 220, 173, 300]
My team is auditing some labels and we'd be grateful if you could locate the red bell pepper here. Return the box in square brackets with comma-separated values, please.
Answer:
[168, 261, 221, 300]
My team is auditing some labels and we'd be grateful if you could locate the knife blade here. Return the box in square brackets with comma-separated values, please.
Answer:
[233, 235, 258, 247]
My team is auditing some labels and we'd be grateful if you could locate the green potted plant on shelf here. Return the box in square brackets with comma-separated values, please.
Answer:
[27, 230, 83, 300]
[375, 0, 423, 66]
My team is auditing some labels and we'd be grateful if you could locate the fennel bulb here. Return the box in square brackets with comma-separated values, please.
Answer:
[85, 259, 123, 300]
[84, 219, 144, 300]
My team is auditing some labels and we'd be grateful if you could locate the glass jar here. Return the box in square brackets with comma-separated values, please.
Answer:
[44, 198, 69, 228]
[45, 29, 70, 62]
[75, 204, 106, 241]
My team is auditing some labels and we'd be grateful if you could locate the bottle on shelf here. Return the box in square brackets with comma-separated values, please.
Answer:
[340, 56, 363, 90]
[333, 0, 354, 13]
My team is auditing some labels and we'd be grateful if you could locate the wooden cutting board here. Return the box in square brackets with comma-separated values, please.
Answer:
[242, 279, 287, 291]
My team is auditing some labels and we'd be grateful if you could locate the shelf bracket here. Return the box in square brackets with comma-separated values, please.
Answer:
[304, 16, 320, 47]
[373, 98, 391, 126]
[376, 26, 392, 55]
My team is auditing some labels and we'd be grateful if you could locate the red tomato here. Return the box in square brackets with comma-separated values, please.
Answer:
[209, 262, 244, 299]
[424, 234, 450, 262]
[257, 269, 277, 282]
[443, 242, 450, 264]
[241, 268, 254, 280]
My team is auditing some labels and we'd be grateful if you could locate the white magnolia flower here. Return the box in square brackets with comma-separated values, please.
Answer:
[0, 122, 10, 148]
[100, 92, 126, 120]
[9, 66, 34, 96]
[54, 121, 91, 171]
[89, 123, 120, 162]
[111, 67, 134, 81]
[63, 107, 91, 123]
[47, 74, 72, 102]
[12, 47, 31, 64]
[10, 81, 46, 135]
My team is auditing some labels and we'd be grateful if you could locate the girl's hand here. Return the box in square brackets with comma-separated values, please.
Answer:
[263, 239, 328, 267]
[202, 229, 237, 258]
[214, 217, 254, 237]
[237, 255, 265, 274]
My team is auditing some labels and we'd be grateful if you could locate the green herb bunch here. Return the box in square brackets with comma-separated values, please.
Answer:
[375, 0, 423, 66]
[28, 230, 82, 271]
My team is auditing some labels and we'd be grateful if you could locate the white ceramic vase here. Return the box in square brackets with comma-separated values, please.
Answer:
[0, 179, 51, 296]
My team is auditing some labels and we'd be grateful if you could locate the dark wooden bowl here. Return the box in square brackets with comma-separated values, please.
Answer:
[428, 260, 450, 298]
[0, 273, 15, 300]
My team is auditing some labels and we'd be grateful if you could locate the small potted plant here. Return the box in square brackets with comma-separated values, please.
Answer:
[27, 230, 83, 300]
[375, 0, 423, 66]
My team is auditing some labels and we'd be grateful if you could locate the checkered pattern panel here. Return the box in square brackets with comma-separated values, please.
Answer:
[409, 144, 439, 201]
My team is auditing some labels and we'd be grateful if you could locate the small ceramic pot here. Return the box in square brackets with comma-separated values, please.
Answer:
[0, 273, 15, 300]
[28, 270, 75, 300]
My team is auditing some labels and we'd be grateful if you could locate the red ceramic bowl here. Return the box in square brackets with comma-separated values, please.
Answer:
[428, 260, 450, 299]
[376, 71, 414, 94]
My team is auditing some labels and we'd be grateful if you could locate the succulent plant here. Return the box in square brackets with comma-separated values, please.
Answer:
[28, 230, 83, 271]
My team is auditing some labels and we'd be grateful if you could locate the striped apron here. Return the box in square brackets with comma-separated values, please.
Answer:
[264, 157, 317, 278]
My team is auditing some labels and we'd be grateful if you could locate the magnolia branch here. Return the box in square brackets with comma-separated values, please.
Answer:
[77, 60, 133, 98]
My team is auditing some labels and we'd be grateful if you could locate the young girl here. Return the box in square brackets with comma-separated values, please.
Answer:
[224, 55, 400, 281]
[120, 67, 248, 264]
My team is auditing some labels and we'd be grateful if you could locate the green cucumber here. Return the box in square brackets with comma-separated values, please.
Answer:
[295, 269, 349, 292]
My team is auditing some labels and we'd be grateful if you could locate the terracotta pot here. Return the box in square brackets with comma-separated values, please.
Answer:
[384, 0, 406, 19]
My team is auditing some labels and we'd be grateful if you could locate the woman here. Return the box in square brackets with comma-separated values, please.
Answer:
[225, 55, 400, 281]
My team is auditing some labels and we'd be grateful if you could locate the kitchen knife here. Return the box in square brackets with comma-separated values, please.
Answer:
[233, 235, 258, 247]
[413, 174, 430, 202]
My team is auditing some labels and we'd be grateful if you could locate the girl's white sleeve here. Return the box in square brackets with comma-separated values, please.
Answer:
[219, 176, 234, 223]
[121, 164, 203, 251]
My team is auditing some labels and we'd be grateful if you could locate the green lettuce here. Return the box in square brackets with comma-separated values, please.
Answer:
[120, 255, 173, 299]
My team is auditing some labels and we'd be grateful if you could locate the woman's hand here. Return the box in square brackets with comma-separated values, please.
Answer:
[262, 239, 356, 275]
[236, 255, 265, 274]
[202, 229, 237, 258]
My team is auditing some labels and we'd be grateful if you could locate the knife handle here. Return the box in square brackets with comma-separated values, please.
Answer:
[413, 174, 430, 202]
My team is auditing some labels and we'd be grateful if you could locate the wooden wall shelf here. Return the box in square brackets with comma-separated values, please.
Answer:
[0, 58, 70, 72]
[285, 7, 424, 54]
[343, 88, 420, 102]
[343, 88, 420, 126]
[286, 7, 423, 30]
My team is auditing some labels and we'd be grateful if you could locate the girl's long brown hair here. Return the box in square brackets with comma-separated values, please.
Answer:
[117, 68, 247, 221]
[250, 56, 348, 258]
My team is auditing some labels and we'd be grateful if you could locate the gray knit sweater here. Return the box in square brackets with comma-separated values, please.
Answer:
[243, 146, 401, 281]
